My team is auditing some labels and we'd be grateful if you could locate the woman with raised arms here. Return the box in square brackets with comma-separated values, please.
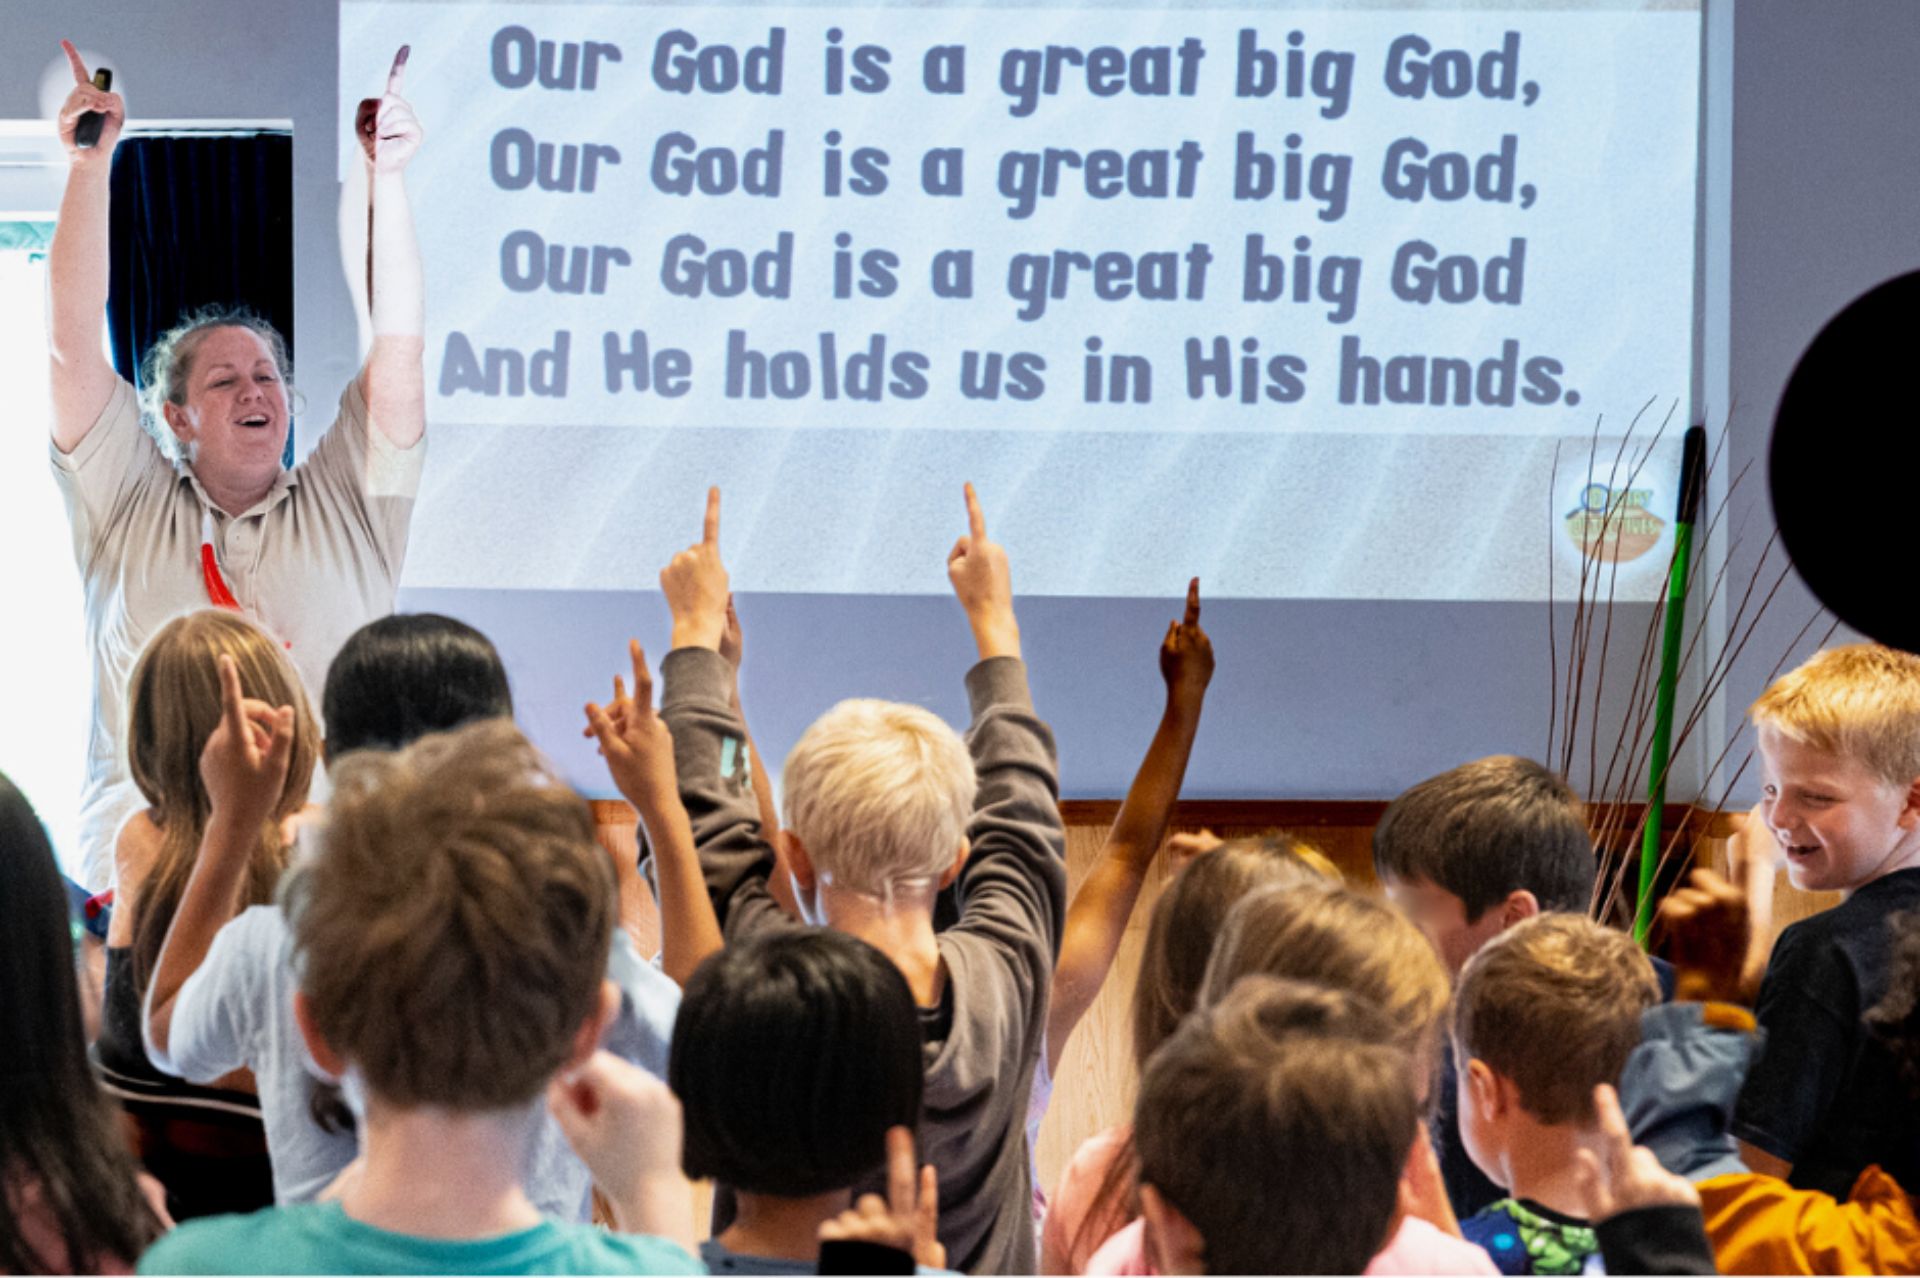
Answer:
[46, 40, 426, 889]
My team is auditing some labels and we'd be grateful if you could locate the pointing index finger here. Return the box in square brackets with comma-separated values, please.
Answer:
[1593, 1085, 1634, 1162]
[217, 653, 247, 740]
[885, 1127, 917, 1216]
[386, 44, 410, 96]
[629, 639, 654, 704]
[1184, 577, 1201, 626]
[703, 486, 722, 546]
[964, 482, 986, 541]
[61, 40, 91, 86]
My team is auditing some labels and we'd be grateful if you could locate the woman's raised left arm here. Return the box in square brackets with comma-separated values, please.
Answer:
[356, 47, 425, 448]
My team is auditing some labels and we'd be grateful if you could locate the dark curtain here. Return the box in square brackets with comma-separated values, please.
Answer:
[106, 133, 295, 463]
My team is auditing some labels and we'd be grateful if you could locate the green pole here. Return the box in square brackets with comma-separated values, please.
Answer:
[1635, 425, 1708, 945]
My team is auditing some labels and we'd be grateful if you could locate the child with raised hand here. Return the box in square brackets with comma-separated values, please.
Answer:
[656, 484, 1067, 1274]
[1729, 644, 1920, 1195]
[137, 720, 698, 1275]
[1078, 881, 1489, 1277]
[0, 771, 169, 1273]
[1050, 577, 1213, 1070]
[99, 610, 320, 1219]
[1452, 915, 1663, 1274]
[585, 638, 724, 985]
[1042, 836, 1336, 1274]
[143, 615, 682, 1219]
[666, 929, 944, 1274]
[1041, 577, 1212, 1084]
[1130, 976, 1424, 1276]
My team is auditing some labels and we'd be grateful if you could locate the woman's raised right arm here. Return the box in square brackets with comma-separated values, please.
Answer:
[46, 40, 125, 454]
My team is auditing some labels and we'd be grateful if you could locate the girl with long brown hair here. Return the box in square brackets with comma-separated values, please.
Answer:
[1040, 836, 1338, 1273]
[94, 609, 318, 1219]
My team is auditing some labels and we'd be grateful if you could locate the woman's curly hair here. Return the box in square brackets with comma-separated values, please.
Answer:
[137, 305, 295, 461]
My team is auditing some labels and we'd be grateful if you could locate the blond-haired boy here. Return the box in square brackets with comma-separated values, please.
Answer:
[655, 486, 1067, 1274]
[1731, 643, 1920, 1197]
[1454, 914, 1662, 1274]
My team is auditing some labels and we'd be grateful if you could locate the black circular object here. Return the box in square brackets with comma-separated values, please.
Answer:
[1771, 270, 1920, 653]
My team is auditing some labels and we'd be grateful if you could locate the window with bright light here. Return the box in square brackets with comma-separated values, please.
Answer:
[0, 229, 94, 878]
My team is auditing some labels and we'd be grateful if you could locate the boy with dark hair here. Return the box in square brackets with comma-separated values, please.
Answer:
[1373, 755, 1595, 975]
[1453, 914, 1663, 1274]
[318, 612, 514, 759]
[1132, 975, 1420, 1276]
[670, 930, 942, 1274]
[655, 486, 1067, 1274]
[1374, 755, 1600, 1217]
[138, 720, 697, 1274]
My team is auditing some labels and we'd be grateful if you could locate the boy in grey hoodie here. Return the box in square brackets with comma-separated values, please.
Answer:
[655, 485, 1067, 1274]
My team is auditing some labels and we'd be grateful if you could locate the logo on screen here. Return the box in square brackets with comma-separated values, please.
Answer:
[1564, 483, 1665, 564]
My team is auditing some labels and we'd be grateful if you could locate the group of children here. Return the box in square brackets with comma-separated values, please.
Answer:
[8, 481, 1920, 1275]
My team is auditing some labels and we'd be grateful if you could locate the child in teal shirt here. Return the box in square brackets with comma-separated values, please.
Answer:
[138, 711, 696, 1275]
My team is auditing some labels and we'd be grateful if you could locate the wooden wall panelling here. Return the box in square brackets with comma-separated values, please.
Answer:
[590, 799, 1838, 1203]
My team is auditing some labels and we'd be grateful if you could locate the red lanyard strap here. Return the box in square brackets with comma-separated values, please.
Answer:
[200, 509, 240, 611]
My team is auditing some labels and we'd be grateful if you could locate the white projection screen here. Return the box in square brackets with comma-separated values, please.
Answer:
[331, 0, 1705, 802]
[341, 0, 1700, 605]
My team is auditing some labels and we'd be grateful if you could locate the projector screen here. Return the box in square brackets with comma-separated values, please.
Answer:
[341, 0, 1700, 603]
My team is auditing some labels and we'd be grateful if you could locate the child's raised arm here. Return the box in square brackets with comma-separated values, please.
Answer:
[144, 655, 294, 1062]
[586, 640, 723, 985]
[1722, 805, 1779, 1004]
[719, 596, 800, 920]
[943, 482, 1068, 993]
[655, 489, 795, 941]
[1661, 866, 1752, 1007]
[1048, 579, 1213, 1074]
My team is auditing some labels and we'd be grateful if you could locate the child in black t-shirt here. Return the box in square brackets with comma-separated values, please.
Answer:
[1733, 644, 1920, 1198]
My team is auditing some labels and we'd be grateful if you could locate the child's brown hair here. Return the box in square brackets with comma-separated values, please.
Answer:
[1135, 975, 1417, 1275]
[1371, 755, 1593, 919]
[1451, 913, 1660, 1124]
[127, 609, 319, 989]
[1201, 880, 1451, 1089]
[285, 719, 613, 1109]
[1069, 837, 1337, 1267]
[1131, 835, 1339, 1073]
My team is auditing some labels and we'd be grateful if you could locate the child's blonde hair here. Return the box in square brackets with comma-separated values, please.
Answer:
[1452, 913, 1660, 1125]
[782, 699, 976, 895]
[1751, 644, 1920, 788]
[126, 609, 319, 989]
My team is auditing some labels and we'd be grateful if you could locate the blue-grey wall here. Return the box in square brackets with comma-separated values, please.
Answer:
[1714, 2, 1912, 803]
[7, 2, 1900, 804]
